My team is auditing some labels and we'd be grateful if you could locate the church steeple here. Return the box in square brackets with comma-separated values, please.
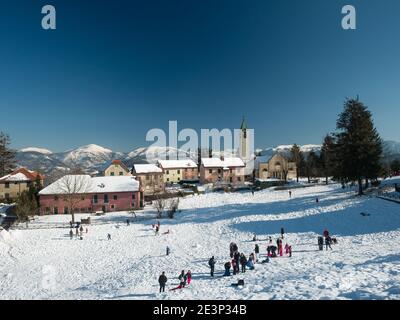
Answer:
[240, 116, 248, 130]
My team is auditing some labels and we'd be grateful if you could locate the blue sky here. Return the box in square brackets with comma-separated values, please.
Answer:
[0, 0, 399, 152]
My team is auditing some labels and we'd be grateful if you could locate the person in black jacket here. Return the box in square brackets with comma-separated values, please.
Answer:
[208, 256, 216, 277]
[158, 272, 167, 293]
[254, 244, 260, 261]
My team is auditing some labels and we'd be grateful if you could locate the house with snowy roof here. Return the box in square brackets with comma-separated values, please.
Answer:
[102, 159, 131, 177]
[157, 159, 198, 184]
[131, 164, 164, 196]
[0, 168, 44, 201]
[200, 156, 245, 185]
[39, 175, 142, 215]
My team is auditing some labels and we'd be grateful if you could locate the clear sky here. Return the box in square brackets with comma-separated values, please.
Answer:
[0, 0, 399, 152]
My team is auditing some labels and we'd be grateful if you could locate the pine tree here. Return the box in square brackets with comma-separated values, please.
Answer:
[290, 144, 304, 182]
[334, 98, 382, 195]
[0, 132, 16, 177]
[320, 134, 336, 184]
[305, 151, 320, 183]
[16, 190, 38, 222]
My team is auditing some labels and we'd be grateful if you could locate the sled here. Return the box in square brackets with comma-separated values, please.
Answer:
[169, 285, 189, 291]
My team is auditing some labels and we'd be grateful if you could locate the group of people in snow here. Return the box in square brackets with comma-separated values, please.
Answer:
[223, 242, 257, 277]
[157, 226, 338, 293]
[69, 223, 88, 240]
[158, 270, 192, 292]
[323, 229, 337, 250]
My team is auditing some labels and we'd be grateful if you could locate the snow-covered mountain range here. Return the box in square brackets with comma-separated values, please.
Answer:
[15, 141, 400, 174]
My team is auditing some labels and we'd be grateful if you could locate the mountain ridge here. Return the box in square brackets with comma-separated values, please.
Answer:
[15, 141, 400, 175]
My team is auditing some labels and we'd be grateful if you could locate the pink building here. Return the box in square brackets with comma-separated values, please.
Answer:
[39, 175, 143, 215]
[200, 156, 245, 185]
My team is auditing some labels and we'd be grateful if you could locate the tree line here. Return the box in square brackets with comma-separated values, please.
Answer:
[290, 97, 399, 195]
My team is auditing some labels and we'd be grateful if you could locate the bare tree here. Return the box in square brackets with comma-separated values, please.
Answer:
[167, 198, 180, 219]
[153, 193, 166, 219]
[55, 175, 92, 223]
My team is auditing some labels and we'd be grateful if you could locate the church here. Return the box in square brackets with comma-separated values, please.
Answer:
[258, 153, 297, 181]
[238, 118, 297, 182]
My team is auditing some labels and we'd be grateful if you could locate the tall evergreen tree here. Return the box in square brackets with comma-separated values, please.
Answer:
[16, 190, 38, 222]
[334, 98, 382, 195]
[290, 144, 304, 182]
[320, 134, 336, 184]
[305, 151, 320, 183]
[0, 132, 16, 177]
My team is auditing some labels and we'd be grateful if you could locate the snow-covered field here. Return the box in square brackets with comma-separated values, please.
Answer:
[1, 184, 400, 300]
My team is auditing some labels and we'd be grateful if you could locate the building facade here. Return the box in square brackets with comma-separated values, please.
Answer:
[132, 164, 164, 195]
[39, 175, 142, 215]
[258, 153, 297, 181]
[0, 168, 44, 201]
[157, 159, 198, 184]
[103, 160, 131, 177]
[200, 156, 245, 185]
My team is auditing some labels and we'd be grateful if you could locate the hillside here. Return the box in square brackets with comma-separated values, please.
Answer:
[1, 184, 400, 299]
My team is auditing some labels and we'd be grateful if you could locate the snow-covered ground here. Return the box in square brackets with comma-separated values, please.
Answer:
[1, 184, 400, 300]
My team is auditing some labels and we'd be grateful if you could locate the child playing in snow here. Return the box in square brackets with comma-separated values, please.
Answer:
[186, 270, 192, 285]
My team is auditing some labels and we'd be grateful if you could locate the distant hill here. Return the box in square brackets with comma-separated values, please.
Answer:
[15, 141, 400, 175]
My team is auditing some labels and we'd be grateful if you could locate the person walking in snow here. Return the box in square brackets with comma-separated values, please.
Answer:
[69, 229, 73, 240]
[254, 244, 260, 261]
[158, 272, 167, 293]
[186, 270, 192, 285]
[276, 238, 283, 256]
[86, 227, 88, 233]
[325, 236, 332, 250]
[107, 233, 111, 240]
[79, 225, 84, 236]
[178, 270, 187, 288]
[288, 245, 292, 257]
[155, 225, 160, 236]
[166, 246, 170, 256]
[208, 256, 216, 277]
[75, 227, 79, 237]
[240, 254, 247, 273]
[281, 227, 285, 239]
[289, 190, 292, 198]
[126, 219, 130, 226]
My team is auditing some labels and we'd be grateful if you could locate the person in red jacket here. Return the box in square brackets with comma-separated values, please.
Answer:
[323, 229, 329, 238]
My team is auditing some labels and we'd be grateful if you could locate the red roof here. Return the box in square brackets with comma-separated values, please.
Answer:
[0, 167, 44, 182]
